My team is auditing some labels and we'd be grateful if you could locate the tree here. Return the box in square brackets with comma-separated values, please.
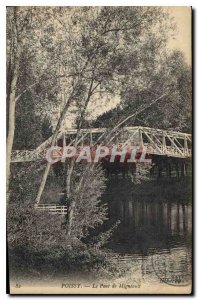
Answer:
[7, 7, 21, 197]
[93, 50, 192, 132]
[122, 51, 191, 131]
[7, 7, 176, 235]
[34, 7, 174, 234]
[6, 6, 72, 200]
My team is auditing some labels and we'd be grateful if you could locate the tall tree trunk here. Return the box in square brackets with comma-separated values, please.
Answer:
[66, 199, 76, 236]
[65, 161, 75, 236]
[6, 62, 19, 203]
[65, 79, 96, 235]
[6, 7, 21, 204]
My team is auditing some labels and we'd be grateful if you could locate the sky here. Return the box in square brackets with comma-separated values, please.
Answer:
[167, 6, 191, 65]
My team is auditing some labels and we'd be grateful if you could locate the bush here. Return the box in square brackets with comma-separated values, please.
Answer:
[7, 202, 125, 279]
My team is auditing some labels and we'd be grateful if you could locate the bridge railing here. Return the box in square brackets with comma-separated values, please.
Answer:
[137, 144, 191, 158]
[11, 127, 192, 162]
[11, 149, 47, 162]
[11, 144, 192, 162]
[34, 204, 67, 215]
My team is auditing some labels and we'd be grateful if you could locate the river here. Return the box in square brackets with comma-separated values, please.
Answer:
[101, 177, 192, 289]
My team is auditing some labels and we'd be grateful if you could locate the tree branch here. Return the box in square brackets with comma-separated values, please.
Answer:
[96, 93, 167, 144]
[15, 82, 39, 102]
[113, 93, 167, 131]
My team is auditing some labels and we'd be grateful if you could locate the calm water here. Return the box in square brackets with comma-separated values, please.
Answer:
[102, 177, 192, 286]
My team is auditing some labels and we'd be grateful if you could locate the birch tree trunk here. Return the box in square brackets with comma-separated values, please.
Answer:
[6, 57, 20, 203]
[65, 161, 75, 236]
[65, 79, 98, 236]
[6, 7, 24, 205]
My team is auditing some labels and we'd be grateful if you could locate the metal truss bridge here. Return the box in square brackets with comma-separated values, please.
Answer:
[11, 126, 192, 163]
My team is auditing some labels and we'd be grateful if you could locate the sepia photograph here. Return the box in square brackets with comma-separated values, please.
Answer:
[6, 5, 192, 294]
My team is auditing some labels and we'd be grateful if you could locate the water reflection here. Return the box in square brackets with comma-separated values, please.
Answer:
[104, 179, 192, 255]
[103, 178, 192, 285]
[109, 201, 191, 236]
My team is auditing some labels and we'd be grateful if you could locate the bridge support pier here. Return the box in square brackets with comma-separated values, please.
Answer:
[181, 161, 187, 177]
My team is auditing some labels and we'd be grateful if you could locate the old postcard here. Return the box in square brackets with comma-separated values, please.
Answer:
[6, 6, 192, 294]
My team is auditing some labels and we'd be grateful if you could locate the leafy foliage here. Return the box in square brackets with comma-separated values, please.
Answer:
[93, 51, 192, 132]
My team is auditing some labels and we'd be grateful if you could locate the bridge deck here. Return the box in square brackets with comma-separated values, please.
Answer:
[11, 126, 192, 162]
